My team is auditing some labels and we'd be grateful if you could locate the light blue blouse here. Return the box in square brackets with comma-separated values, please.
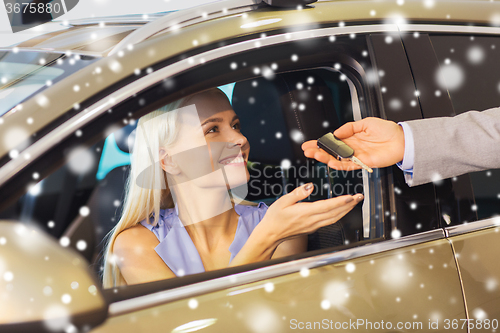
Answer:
[139, 202, 268, 276]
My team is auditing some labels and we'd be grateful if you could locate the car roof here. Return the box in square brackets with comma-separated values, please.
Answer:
[1, 0, 500, 159]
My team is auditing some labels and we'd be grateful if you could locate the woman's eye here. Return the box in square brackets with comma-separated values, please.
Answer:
[207, 126, 218, 134]
[232, 123, 241, 130]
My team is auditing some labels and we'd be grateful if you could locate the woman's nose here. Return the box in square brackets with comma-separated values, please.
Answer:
[227, 133, 248, 149]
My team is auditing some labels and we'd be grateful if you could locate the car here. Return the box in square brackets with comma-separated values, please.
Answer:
[1, 0, 500, 332]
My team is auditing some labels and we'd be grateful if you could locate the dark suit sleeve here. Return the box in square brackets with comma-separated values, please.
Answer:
[404, 106, 500, 186]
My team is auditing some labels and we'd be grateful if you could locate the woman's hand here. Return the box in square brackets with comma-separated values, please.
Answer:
[302, 117, 405, 171]
[228, 183, 362, 267]
[257, 183, 363, 247]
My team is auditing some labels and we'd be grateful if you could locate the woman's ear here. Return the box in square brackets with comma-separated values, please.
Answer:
[160, 148, 181, 175]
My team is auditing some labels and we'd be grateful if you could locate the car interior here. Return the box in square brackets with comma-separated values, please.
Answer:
[0, 67, 368, 286]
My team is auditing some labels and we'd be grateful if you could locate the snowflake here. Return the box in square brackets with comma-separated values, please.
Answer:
[473, 308, 487, 320]
[389, 98, 402, 110]
[436, 64, 464, 91]
[43, 285, 53, 296]
[67, 148, 95, 175]
[108, 60, 123, 73]
[467, 46, 485, 64]
[36, 94, 50, 108]
[290, 129, 304, 143]
[3, 271, 13, 282]
[485, 278, 498, 291]
[76, 240, 87, 251]
[280, 159, 291, 169]
[60, 237, 70, 247]
[188, 298, 198, 309]
[345, 263, 356, 273]
[262, 66, 275, 80]
[61, 294, 72, 304]
[424, 0, 435, 8]
[43, 305, 70, 331]
[391, 229, 401, 239]
[79, 206, 90, 217]
[323, 281, 349, 307]
[244, 304, 281, 333]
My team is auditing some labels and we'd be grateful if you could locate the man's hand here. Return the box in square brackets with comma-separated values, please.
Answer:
[302, 117, 405, 170]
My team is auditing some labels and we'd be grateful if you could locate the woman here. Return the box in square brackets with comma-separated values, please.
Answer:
[102, 88, 363, 288]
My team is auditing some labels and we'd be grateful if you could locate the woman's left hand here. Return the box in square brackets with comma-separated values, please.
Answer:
[228, 183, 363, 267]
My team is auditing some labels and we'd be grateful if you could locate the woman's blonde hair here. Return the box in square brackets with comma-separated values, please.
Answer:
[101, 96, 188, 288]
[101, 88, 240, 288]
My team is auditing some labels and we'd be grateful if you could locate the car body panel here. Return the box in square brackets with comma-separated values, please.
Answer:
[3, 0, 500, 159]
[0, 221, 107, 325]
[94, 237, 465, 332]
[1, 1, 499, 331]
[449, 225, 500, 322]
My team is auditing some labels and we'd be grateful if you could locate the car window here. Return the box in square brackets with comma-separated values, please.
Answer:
[0, 31, 431, 293]
[430, 34, 500, 220]
[0, 72, 369, 284]
[0, 51, 98, 117]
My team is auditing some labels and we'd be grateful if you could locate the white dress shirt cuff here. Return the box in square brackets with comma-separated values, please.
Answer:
[397, 122, 415, 171]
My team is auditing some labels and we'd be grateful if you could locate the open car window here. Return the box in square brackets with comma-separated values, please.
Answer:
[0, 70, 372, 286]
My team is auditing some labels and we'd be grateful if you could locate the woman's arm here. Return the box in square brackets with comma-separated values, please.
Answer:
[271, 234, 308, 259]
[228, 184, 362, 268]
[113, 224, 176, 285]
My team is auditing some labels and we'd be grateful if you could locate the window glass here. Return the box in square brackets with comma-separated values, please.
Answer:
[0, 33, 393, 291]
[430, 35, 500, 220]
[0, 51, 98, 118]
[0, 68, 374, 286]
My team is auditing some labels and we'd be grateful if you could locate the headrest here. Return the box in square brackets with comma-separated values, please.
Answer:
[233, 70, 340, 166]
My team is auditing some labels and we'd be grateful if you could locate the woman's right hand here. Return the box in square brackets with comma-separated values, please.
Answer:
[257, 183, 363, 247]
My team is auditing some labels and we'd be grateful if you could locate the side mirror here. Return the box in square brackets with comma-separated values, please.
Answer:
[0, 221, 108, 332]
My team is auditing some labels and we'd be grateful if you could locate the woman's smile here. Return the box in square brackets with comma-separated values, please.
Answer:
[218, 152, 247, 166]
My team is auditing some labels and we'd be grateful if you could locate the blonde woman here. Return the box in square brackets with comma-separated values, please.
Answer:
[102, 88, 363, 288]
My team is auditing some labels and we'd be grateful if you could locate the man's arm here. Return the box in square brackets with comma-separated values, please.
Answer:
[405, 107, 500, 186]
[302, 107, 500, 187]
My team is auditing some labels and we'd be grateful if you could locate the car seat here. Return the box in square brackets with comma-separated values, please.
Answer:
[232, 70, 349, 250]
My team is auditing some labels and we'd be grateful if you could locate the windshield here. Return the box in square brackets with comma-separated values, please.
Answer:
[0, 50, 98, 117]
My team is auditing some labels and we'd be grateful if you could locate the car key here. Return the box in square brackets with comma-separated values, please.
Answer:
[317, 133, 373, 173]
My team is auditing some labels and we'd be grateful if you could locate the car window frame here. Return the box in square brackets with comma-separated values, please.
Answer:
[402, 30, 481, 229]
[0, 24, 446, 305]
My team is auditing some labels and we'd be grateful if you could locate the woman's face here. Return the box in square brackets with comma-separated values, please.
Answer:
[163, 90, 250, 190]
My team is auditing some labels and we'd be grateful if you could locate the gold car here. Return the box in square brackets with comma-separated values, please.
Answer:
[1, 0, 500, 332]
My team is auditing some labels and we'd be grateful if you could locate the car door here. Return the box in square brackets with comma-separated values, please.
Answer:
[0, 19, 466, 333]
[404, 26, 500, 329]
[89, 28, 465, 332]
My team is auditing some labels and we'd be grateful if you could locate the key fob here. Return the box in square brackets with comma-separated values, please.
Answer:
[317, 133, 354, 160]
